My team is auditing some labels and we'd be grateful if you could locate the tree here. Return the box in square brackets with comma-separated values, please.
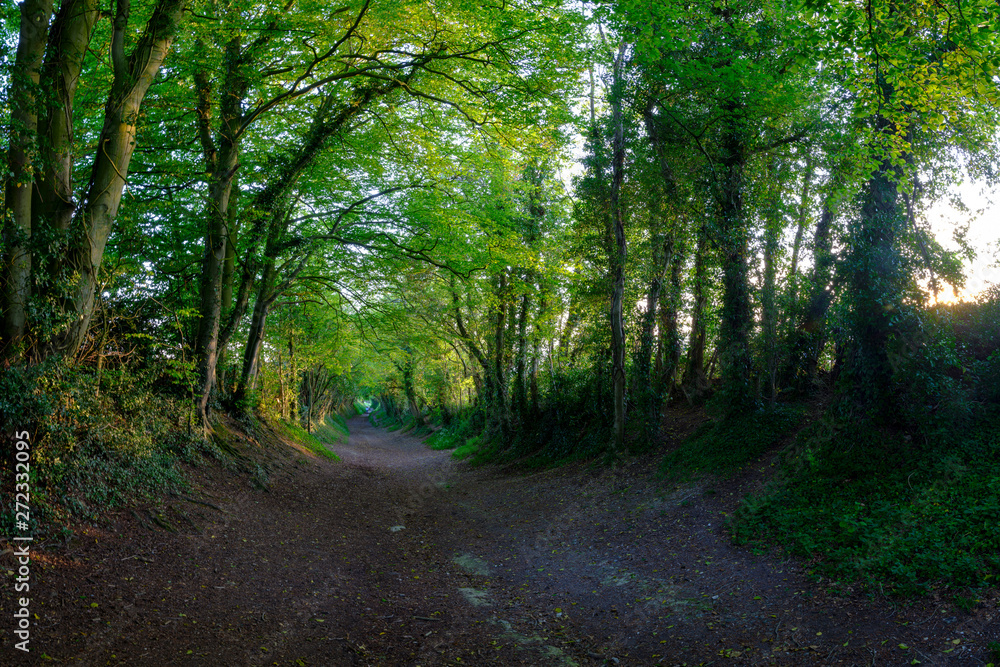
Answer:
[176, 0, 580, 427]
[821, 0, 1000, 416]
[2, 0, 188, 358]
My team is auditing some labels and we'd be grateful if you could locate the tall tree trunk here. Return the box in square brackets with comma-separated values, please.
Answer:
[306, 372, 314, 433]
[520, 161, 545, 423]
[781, 187, 837, 387]
[236, 262, 276, 401]
[782, 148, 816, 351]
[193, 31, 246, 427]
[636, 251, 664, 421]
[683, 223, 710, 398]
[53, 0, 188, 357]
[761, 193, 781, 406]
[451, 278, 496, 425]
[4, 0, 184, 358]
[513, 291, 531, 424]
[401, 351, 424, 426]
[529, 291, 544, 418]
[656, 243, 684, 399]
[609, 45, 628, 452]
[2, 0, 54, 350]
[33, 0, 100, 238]
[222, 172, 240, 316]
[644, 102, 684, 405]
[849, 147, 903, 415]
[289, 335, 298, 422]
[716, 126, 754, 413]
[193, 142, 239, 424]
[493, 270, 511, 440]
[278, 351, 288, 419]
[558, 300, 581, 363]
[788, 151, 815, 282]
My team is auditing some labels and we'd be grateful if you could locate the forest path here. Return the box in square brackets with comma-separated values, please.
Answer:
[3, 416, 995, 665]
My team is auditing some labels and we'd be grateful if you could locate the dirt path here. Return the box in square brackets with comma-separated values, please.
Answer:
[2, 416, 997, 665]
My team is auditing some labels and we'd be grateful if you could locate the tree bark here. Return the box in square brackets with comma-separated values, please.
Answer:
[193, 32, 246, 426]
[401, 351, 424, 426]
[636, 252, 663, 418]
[288, 335, 298, 422]
[716, 126, 754, 413]
[781, 186, 837, 387]
[2, 0, 54, 350]
[236, 262, 276, 401]
[558, 299, 581, 363]
[222, 172, 240, 316]
[609, 45, 628, 452]
[33, 0, 99, 238]
[788, 151, 815, 282]
[493, 270, 511, 440]
[529, 290, 544, 418]
[513, 291, 531, 424]
[656, 243, 684, 399]
[683, 223, 710, 398]
[54, 0, 188, 357]
[850, 145, 903, 414]
[760, 179, 781, 406]
[644, 103, 684, 404]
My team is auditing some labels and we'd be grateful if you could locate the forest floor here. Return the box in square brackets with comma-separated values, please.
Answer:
[1, 412, 998, 666]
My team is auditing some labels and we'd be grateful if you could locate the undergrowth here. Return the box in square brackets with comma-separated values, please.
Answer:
[659, 403, 802, 480]
[423, 410, 482, 460]
[0, 358, 353, 536]
[730, 410, 1000, 596]
[273, 418, 343, 461]
[0, 360, 208, 536]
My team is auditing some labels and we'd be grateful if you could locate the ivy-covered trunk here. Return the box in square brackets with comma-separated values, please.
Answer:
[401, 351, 424, 426]
[847, 146, 903, 416]
[492, 270, 511, 441]
[2, 0, 186, 359]
[609, 45, 628, 452]
[513, 291, 531, 425]
[716, 126, 754, 414]
[2, 0, 54, 350]
[683, 223, 710, 398]
[656, 242, 684, 400]
[759, 159, 785, 405]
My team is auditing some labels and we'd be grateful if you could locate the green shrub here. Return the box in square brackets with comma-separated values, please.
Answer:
[660, 404, 801, 480]
[731, 413, 1000, 596]
[0, 360, 198, 536]
[425, 428, 463, 450]
[273, 419, 342, 461]
[943, 285, 1000, 362]
[452, 436, 480, 460]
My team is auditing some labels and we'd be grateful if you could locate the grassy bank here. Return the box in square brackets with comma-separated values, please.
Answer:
[730, 411, 1000, 596]
[0, 360, 347, 537]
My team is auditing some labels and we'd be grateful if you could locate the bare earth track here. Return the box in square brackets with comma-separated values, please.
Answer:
[2, 415, 997, 665]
